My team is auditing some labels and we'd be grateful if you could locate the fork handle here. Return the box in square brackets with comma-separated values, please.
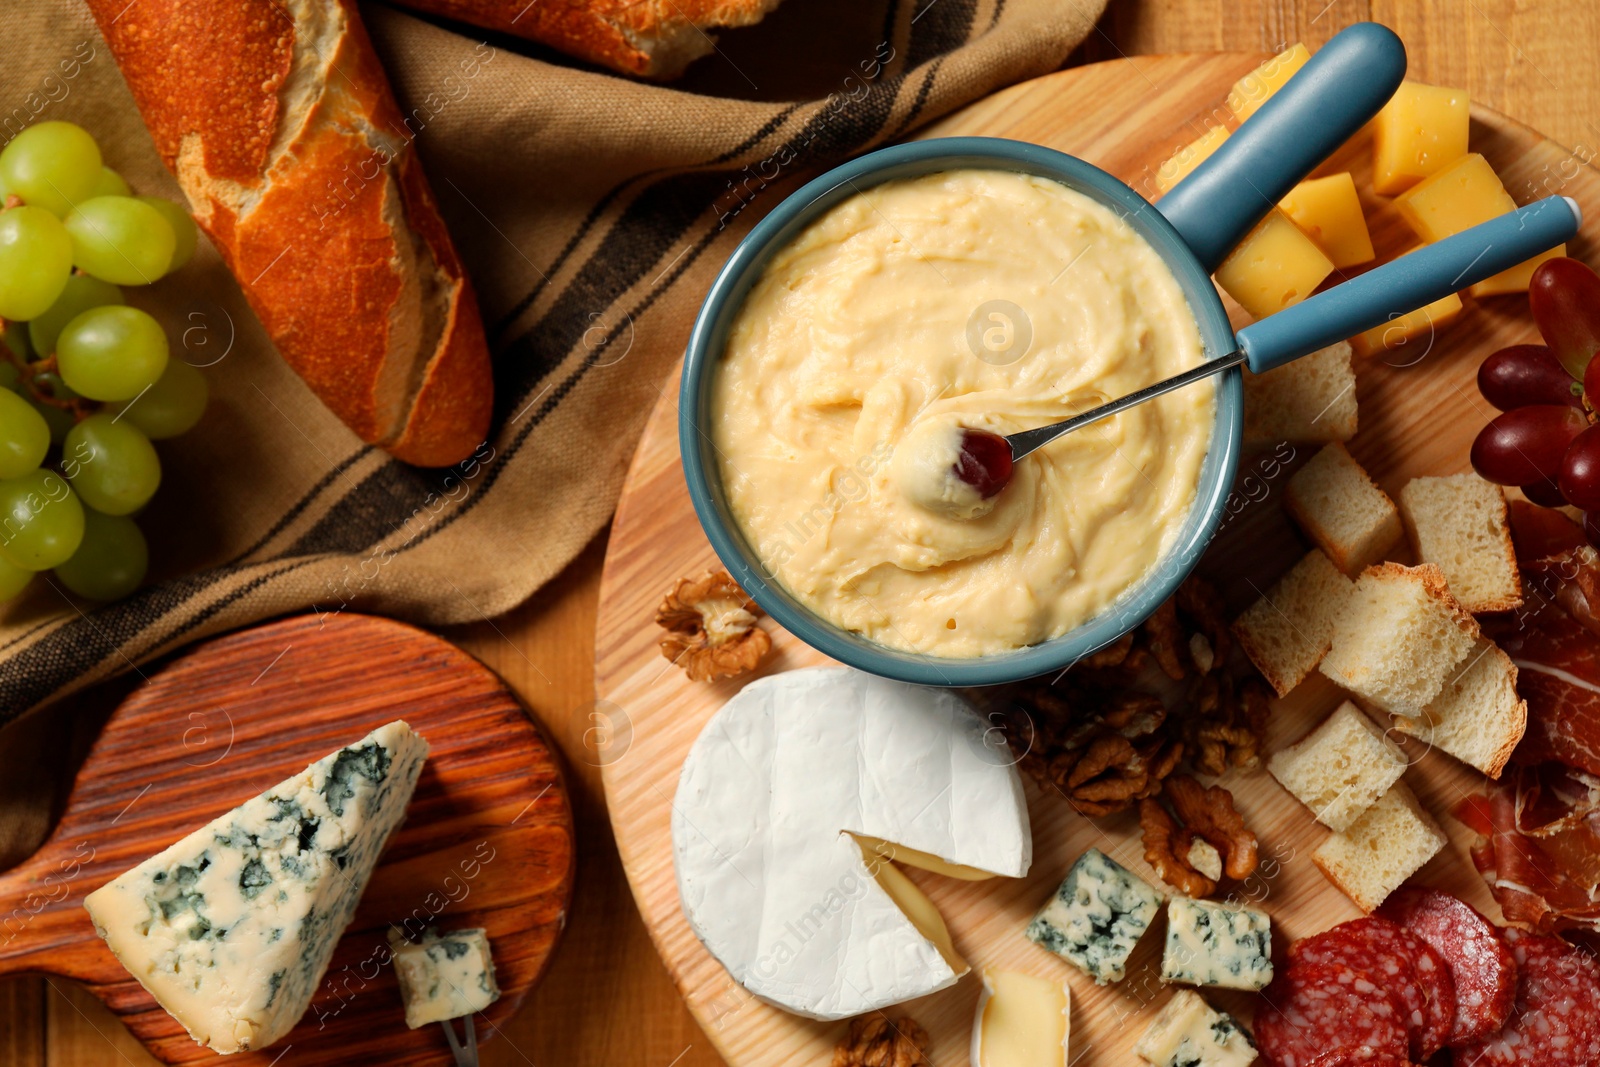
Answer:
[1158, 23, 1406, 272]
[1237, 196, 1581, 373]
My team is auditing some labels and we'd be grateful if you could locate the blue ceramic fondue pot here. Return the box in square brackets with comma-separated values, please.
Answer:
[678, 23, 1579, 686]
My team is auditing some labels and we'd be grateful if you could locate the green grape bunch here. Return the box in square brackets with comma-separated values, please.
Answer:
[0, 120, 209, 605]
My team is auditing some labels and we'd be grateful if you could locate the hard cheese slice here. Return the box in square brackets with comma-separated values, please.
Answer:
[971, 968, 1071, 1067]
[83, 721, 430, 1054]
[672, 667, 1030, 1019]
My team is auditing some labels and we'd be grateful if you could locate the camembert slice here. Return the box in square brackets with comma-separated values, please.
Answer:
[83, 721, 429, 1054]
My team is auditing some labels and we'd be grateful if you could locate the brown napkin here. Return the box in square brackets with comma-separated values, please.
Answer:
[0, 0, 1106, 726]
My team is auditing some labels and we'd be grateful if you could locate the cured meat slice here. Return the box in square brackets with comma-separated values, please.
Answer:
[1374, 887, 1516, 1045]
[1455, 929, 1600, 1065]
[1466, 764, 1600, 932]
[1254, 962, 1409, 1067]
[1489, 503, 1600, 777]
[1290, 917, 1454, 1060]
[1489, 608, 1600, 777]
[1305, 1056, 1413, 1067]
[1473, 504, 1600, 932]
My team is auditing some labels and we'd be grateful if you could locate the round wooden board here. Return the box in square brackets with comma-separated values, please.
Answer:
[0, 612, 576, 1066]
[594, 54, 1599, 1066]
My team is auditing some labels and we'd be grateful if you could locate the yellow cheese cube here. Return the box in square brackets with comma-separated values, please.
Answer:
[1215, 208, 1336, 320]
[1350, 292, 1463, 357]
[1372, 81, 1471, 194]
[1349, 247, 1465, 357]
[1156, 126, 1230, 194]
[1395, 153, 1554, 295]
[1394, 153, 1517, 242]
[1228, 43, 1312, 122]
[1470, 243, 1566, 297]
[1279, 173, 1376, 268]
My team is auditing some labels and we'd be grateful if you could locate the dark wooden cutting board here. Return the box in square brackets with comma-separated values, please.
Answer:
[0, 612, 575, 1065]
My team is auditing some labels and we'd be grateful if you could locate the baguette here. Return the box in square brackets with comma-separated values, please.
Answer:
[85, 0, 492, 467]
[388, 0, 785, 78]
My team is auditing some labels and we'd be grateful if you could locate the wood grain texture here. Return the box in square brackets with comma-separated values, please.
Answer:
[0, 613, 575, 1066]
[592, 54, 1599, 1067]
[10, 3, 1600, 1065]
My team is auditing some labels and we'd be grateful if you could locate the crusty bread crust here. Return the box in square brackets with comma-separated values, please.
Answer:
[1360, 561, 1483, 641]
[86, 0, 492, 467]
[1480, 658, 1527, 779]
[388, 0, 785, 78]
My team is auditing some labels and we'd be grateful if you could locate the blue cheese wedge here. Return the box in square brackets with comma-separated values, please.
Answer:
[1160, 897, 1273, 991]
[1026, 848, 1162, 984]
[1135, 989, 1258, 1067]
[83, 721, 429, 1054]
[388, 927, 500, 1028]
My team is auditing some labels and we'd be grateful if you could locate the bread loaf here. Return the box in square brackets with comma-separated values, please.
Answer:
[388, 0, 784, 78]
[85, 0, 493, 467]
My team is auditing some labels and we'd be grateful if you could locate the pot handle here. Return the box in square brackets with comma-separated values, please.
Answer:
[1237, 196, 1582, 373]
[1158, 23, 1406, 273]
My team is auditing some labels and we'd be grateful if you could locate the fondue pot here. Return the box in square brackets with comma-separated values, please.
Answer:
[678, 23, 1579, 686]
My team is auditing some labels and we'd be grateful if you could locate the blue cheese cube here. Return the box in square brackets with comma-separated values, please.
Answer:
[1025, 848, 1163, 984]
[1135, 988, 1258, 1066]
[389, 927, 501, 1028]
[1161, 897, 1273, 991]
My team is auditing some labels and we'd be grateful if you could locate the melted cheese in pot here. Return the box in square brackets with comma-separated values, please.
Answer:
[711, 170, 1212, 657]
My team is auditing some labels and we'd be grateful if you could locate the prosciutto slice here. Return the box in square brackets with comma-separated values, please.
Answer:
[1463, 764, 1600, 933]
[1490, 609, 1600, 776]
[1469, 503, 1600, 931]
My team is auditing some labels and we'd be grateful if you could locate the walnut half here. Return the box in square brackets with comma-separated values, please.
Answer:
[832, 1014, 932, 1067]
[656, 571, 771, 682]
[1140, 773, 1259, 898]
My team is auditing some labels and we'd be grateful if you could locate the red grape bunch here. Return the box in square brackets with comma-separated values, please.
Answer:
[1472, 257, 1600, 547]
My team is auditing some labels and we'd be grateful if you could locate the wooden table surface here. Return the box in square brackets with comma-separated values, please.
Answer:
[4, 1, 1598, 1063]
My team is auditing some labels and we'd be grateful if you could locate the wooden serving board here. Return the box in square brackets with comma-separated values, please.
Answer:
[594, 54, 1599, 1066]
[0, 612, 575, 1065]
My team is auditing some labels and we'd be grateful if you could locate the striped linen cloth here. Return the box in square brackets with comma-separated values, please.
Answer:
[0, 0, 1105, 723]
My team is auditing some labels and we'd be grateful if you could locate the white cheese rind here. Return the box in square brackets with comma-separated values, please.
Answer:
[388, 927, 500, 1028]
[1135, 989, 1258, 1067]
[672, 666, 1031, 1020]
[83, 721, 430, 1054]
[1025, 848, 1162, 984]
[1160, 898, 1273, 991]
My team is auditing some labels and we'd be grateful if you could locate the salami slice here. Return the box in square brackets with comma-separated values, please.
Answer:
[1305, 1056, 1414, 1067]
[1375, 886, 1516, 1045]
[1455, 929, 1600, 1066]
[1290, 916, 1455, 1060]
[1254, 962, 1410, 1067]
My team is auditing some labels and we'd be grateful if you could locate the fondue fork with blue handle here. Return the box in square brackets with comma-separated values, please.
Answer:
[983, 197, 1583, 476]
